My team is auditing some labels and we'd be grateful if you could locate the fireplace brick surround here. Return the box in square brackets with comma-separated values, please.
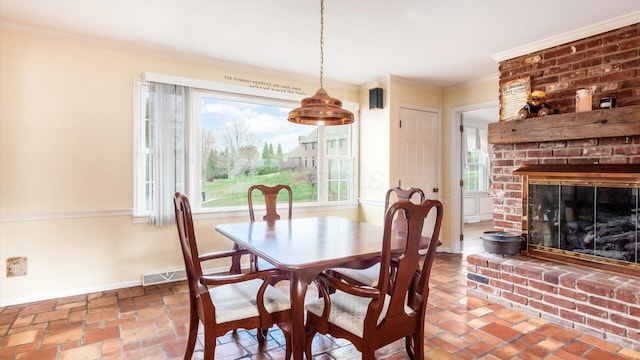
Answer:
[472, 23, 640, 350]
[467, 253, 640, 350]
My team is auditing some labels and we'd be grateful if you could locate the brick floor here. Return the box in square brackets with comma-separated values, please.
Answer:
[1, 251, 639, 359]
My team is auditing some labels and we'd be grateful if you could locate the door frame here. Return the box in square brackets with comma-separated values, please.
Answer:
[449, 100, 499, 253]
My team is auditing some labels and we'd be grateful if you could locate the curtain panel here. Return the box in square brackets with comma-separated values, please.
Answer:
[148, 82, 191, 226]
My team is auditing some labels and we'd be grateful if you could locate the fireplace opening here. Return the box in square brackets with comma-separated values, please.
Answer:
[514, 164, 640, 278]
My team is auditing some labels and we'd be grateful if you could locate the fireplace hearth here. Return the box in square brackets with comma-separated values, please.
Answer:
[514, 164, 640, 277]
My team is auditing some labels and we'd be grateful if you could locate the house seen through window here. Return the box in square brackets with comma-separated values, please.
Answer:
[134, 80, 356, 216]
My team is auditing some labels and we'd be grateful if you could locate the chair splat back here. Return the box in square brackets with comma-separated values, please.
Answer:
[382, 200, 442, 319]
[242, 184, 294, 273]
[305, 198, 443, 360]
[248, 184, 293, 222]
[384, 186, 425, 233]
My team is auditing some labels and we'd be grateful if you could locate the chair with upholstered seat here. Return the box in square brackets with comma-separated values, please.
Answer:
[327, 187, 425, 287]
[249, 184, 293, 271]
[304, 198, 443, 360]
[173, 192, 291, 360]
[229, 184, 293, 273]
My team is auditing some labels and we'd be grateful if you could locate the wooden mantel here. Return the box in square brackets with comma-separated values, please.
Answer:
[488, 105, 640, 144]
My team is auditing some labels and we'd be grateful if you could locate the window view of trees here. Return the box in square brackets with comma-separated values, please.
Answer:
[197, 94, 352, 208]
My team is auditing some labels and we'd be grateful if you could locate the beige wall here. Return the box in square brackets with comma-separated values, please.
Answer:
[357, 79, 391, 225]
[0, 28, 359, 305]
[0, 27, 498, 305]
[358, 77, 445, 228]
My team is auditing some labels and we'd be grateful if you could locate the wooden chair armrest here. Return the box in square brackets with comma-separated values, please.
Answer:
[317, 272, 380, 299]
[199, 248, 251, 262]
[200, 268, 286, 287]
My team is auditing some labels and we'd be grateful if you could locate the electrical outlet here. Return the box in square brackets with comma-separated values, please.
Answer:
[6, 257, 28, 277]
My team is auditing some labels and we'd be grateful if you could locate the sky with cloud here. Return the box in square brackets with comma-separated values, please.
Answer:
[200, 96, 313, 154]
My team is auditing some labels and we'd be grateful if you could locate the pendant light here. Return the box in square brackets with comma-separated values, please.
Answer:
[288, 0, 354, 126]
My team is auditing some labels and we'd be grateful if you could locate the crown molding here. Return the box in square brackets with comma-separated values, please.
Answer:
[492, 11, 640, 62]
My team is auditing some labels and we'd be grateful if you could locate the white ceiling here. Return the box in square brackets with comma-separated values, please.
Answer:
[1, 0, 639, 87]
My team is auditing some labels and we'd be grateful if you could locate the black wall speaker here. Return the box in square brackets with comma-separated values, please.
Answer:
[369, 87, 383, 109]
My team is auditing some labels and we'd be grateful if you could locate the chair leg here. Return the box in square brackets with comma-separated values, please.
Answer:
[256, 327, 268, 345]
[278, 324, 292, 360]
[408, 332, 424, 360]
[405, 336, 415, 360]
[362, 348, 376, 360]
[202, 328, 216, 359]
[284, 332, 292, 360]
[183, 306, 199, 360]
[251, 253, 259, 272]
[304, 327, 317, 359]
[229, 243, 242, 274]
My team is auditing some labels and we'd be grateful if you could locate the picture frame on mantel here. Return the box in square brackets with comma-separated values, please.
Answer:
[499, 76, 531, 121]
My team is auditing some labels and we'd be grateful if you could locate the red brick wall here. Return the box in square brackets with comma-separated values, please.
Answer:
[499, 23, 640, 114]
[493, 22, 640, 233]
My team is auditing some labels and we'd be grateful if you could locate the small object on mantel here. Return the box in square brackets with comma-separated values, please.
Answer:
[518, 90, 554, 119]
[576, 89, 592, 112]
[600, 95, 616, 109]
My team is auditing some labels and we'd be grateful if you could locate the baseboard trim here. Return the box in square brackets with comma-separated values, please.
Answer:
[0, 279, 140, 307]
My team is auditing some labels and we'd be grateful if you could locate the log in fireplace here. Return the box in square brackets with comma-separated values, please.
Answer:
[514, 164, 640, 278]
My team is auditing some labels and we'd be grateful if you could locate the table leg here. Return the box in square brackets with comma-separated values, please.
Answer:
[289, 272, 310, 360]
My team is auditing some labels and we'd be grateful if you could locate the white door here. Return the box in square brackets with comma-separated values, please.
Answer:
[397, 107, 440, 247]
[397, 107, 439, 198]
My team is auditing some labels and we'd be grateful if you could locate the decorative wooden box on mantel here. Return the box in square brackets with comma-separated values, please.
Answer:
[488, 105, 640, 145]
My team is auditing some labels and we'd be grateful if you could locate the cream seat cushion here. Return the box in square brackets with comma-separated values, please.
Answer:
[330, 265, 381, 286]
[305, 290, 414, 338]
[212, 279, 290, 324]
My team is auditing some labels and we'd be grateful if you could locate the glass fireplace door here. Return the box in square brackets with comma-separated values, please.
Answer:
[527, 181, 638, 266]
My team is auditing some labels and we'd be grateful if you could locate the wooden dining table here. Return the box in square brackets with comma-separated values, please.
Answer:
[215, 216, 399, 360]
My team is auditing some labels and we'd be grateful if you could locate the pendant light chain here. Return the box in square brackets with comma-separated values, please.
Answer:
[319, 0, 325, 90]
[287, 0, 354, 125]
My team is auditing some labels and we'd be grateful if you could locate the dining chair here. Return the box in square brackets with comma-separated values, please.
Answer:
[173, 192, 292, 360]
[247, 184, 293, 223]
[245, 184, 294, 272]
[327, 187, 426, 287]
[304, 198, 443, 360]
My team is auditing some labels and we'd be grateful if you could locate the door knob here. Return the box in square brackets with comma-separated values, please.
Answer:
[432, 188, 439, 193]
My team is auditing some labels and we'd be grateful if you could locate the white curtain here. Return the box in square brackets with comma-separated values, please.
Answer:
[148, 82, 191, 226]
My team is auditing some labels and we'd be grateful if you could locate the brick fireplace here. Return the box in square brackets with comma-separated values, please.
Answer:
[467, 23, 640, 350]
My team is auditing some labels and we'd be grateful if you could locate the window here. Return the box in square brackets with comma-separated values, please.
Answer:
[134, 77, 357, 217]
[463, 126, 489, 193]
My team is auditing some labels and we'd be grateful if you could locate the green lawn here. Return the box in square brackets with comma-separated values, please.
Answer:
[201, 171, 316, 207]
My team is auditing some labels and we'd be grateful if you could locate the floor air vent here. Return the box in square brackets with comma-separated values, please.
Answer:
[142, 269, 186, 286]
[142, 266, 227, 286]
